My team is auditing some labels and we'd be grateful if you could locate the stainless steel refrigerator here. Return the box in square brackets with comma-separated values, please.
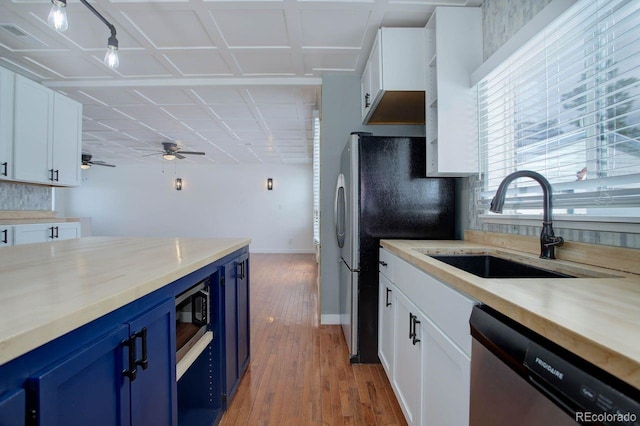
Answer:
[334, 132, 456, 363]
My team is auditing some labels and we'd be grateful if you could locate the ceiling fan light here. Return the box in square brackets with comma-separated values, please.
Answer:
[80, 163, 91, 170]
[163, 153, 176, 161]
[48, 0, 68, 32]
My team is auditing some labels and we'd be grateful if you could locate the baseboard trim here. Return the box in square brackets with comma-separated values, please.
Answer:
[321, 314, 341, 325]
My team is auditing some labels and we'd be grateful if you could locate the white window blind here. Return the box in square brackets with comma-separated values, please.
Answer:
[312, 111, 320, 244]
[476, 0, 640, 218]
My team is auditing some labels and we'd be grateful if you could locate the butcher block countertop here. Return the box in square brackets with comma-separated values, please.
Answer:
[381, 235, 640, 390]
[0, 210, 79, 225]
[0, 236, 250, 367]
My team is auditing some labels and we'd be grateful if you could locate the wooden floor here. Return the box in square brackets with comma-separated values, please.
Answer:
[219, 253, 407, 426]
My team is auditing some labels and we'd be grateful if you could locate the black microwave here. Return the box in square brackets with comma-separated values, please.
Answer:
[175, 278, 209, 362]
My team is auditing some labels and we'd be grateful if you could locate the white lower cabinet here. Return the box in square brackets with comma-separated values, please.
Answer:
[392, 289, 424, 425]
[378, 274, 394, 376]
[13, 222, 81, 245]
[379, 248, 477, 426]
[422, 315, 471, 426]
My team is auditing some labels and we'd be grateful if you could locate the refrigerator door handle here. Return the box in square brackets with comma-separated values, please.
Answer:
[334, 174, 346, 248]
[340, 256, 360, 273]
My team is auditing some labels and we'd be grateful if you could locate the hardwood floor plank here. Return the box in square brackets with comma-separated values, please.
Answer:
[218, 254, 406, 426]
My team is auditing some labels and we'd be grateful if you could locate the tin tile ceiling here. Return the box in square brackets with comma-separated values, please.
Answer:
[0, 0, 480, 166]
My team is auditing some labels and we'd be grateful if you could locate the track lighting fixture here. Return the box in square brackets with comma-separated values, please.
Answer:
[47, 0, 68, 32]
[48, 0, 120, 69]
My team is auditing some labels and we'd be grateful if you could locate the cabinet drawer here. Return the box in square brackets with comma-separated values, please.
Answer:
[394, 255, 477, 356]
[379, 248, 395, 281]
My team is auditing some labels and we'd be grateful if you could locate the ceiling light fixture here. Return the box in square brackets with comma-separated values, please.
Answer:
[47, 0, 120, 69]
[80, 163, 91, 170]
[163, 153, 176, 161]
[47, 0, 68, 32]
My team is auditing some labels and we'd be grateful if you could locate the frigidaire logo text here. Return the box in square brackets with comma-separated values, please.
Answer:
[535, 357, 564, 380]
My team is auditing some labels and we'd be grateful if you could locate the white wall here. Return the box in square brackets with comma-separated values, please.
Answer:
[57, 163, 314, 253]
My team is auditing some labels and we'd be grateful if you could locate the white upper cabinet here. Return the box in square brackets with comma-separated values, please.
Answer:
[13, 74, 53, 185]
[361, 28, 426, 124]
[0, 68, 14, 181]
[12, 72, 82, 187]
[52, 93, 82, 186]
[425, 7, 483, 176]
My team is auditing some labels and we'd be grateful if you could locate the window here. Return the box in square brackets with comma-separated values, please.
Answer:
[476, 0, 640, 220]
[312, 111, 320, 245]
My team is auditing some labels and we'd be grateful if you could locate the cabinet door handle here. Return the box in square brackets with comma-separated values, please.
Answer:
[54, 226, 59, 238]
[121, 337, 137, 382]
[1, 229, 7, 244]
[365, 93, 371, 108]
[237, 261, 245, 279]
[192, 291, 208, 327]
[54, 170, 59, 182]
[49, 226, 55, 239]
[379, 260, 387, 267]
[1, 162, 7, 177]
[409, 312, 414, 340]
[411, 315, 421, 346]
[134, 327, 149, 370]
[385, 287, 392, 307]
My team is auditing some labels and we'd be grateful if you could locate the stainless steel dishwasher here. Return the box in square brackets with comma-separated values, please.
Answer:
[469, 305, 640, 426]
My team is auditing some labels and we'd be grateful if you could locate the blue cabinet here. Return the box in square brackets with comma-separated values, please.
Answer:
[27, 298, 175, 426]
[222, 253, 250, 406]
[0, 246, 249, 426]
[28, 325, 131, 425]
[177, 249, 250, 425]
[0, 389, 25, 426]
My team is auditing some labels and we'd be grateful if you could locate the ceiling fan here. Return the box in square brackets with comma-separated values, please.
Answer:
[81, 154, 116, 169]
[143, 141, 206, 160]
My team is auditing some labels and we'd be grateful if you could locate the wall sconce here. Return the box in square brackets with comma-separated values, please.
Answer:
[175, 178, 182, 191]
[267, 178, 273, 191]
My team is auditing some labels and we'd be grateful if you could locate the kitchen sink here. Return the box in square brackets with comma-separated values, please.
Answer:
[429, 254, 576, 279]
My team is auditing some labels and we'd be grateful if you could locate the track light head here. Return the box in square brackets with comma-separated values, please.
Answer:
[48, 0, 68, 32]
[104, 34, 119, 69]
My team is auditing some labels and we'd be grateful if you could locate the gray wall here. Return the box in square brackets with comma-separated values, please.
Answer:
[319, 75, 425, 322]
[482, 0, 553, 60]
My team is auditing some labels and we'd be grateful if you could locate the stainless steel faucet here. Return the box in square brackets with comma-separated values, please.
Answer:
[489, 170, 564, 259]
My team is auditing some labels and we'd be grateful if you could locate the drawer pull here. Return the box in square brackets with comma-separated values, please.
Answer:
[121, 337, 137, 382]
[385, 287, 392, 307]
[379, 261, 388, 267]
